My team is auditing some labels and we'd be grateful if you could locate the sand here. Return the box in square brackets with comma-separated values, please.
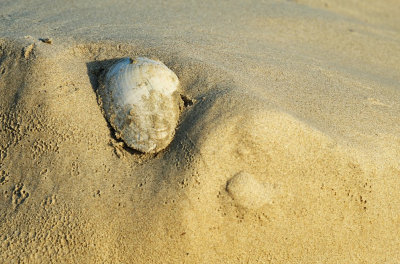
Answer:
[0, 0, 399, 263]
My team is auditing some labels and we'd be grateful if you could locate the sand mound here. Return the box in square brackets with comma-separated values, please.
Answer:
[0, 38, 398, 263]
[1, 0, 400, 262]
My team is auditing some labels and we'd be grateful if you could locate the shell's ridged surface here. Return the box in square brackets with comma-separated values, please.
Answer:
[100, 57, 180, 153]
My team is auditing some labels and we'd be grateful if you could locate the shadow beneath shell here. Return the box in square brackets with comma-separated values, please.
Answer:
[86, 58, 122, 93]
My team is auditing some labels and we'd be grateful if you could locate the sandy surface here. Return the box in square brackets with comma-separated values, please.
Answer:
[0, 0, 399, 263]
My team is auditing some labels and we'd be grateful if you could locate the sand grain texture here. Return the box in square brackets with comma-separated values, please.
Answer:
[0, 0, 399, 263]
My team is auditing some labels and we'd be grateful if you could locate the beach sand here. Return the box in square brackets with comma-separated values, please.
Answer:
[0, 0, 399, 263]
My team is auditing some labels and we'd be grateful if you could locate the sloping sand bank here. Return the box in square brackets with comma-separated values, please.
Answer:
[0, 0, 399, 263]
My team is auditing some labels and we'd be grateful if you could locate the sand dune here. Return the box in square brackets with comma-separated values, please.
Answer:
[0, 0, 399, 263]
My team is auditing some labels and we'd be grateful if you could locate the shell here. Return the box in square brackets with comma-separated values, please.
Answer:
[99, 57, 181, 153]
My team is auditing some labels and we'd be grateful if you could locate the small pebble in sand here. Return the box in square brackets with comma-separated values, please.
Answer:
[99, 57, 181, 153]
[226, 171, 272, 209]
[39, 38, 53, 44]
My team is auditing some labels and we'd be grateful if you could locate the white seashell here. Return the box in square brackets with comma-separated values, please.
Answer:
[99, 57, 181, 153]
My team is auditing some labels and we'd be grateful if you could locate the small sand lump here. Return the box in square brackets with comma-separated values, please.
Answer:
[226, 172, 272, 209]
[99, 57, 181, 153]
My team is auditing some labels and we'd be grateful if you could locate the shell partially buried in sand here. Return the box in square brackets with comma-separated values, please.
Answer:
[99, 57, 181, 153]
